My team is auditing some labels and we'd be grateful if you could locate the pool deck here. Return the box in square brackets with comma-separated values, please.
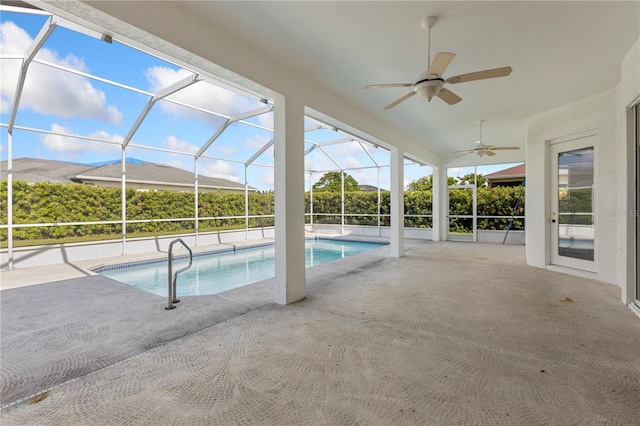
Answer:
[1, 237, 639, 425]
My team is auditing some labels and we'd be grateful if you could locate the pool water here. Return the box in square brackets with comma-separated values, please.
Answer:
[97, 239, 385, 297]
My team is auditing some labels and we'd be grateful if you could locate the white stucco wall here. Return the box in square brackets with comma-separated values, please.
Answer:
[526, 89, 618, 283]
[526, 37, 640, 296]
[619, 39, 640, 110]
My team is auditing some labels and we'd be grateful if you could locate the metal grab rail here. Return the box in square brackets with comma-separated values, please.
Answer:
[165, 238, 193, 310]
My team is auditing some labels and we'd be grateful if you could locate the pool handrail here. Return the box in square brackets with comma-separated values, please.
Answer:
[165, 238, 193, 310]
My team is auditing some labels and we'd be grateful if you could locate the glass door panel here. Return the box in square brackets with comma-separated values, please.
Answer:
[557, 156, 594, 261]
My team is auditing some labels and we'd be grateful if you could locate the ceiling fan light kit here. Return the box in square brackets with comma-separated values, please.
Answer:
[363, 16, 513, 109]
[414, 73, 444, 101]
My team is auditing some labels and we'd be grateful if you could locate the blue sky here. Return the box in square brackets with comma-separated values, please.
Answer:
[1, 8, 519, 191]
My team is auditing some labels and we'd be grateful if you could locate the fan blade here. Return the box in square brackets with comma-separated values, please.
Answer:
[485, 150, 497, 157]
[489, 146, 520, 150]
[446, 66, 512, 84]
[450, 149, 476, 154]
[363, 83, 413, 89]
[383, 92, 416, 110]
[427, 52, 455, 77]
[436, 88, 462, 105]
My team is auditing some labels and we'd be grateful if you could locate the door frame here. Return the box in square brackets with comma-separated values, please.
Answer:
[634, 102, 639, 307]
[548, 131, 597, 272]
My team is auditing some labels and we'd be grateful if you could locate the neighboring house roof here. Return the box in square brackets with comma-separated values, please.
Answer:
[1, 157, 256, 192]
[74, 162, 252, 191]
[0, 158, 94, 184]
[485, 164, 525, 180]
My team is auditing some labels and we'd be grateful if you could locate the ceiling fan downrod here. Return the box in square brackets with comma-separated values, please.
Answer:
[422, 16, 438, 71]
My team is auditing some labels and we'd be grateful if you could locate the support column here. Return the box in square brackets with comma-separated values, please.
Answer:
[273, 94, 306, 305]
[377, 167, 381, 237]
[432, 165, 448, 241]
[309, 172, 314, 229]
[473, 166, 478, 242]
[341, 171, 345, 234]
[7, 133, 13, 269]
[244, 164, 249, 240]
[121, 148, 126, 255]
[390, 148, 404, 257]
[194, 157, 199, 246]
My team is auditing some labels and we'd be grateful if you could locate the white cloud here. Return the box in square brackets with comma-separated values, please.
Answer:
[245, 133, 272, 150]
[305, 150, 337, 173]
[41, 123, 122, 155]
[447, 167, 472, 178]
[248, 144, 274, 167]
[163, 135, 198, 154]
[145, 66, 260, 124]
[0, 94, 9, 114]
[342, 155, 365, 171]
[305, 141, 371, 174]
[351, 168, 382, 187]
[215, 144, 236, 156]
[0, 21, 122, 124]
[249, 167, 275, 191]
[256, 111, 274, 130]
[198, 158, 241, 183]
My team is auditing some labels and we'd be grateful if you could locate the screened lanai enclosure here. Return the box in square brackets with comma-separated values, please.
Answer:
[0, 6, 424, 265]
[1, 5, 524, 269]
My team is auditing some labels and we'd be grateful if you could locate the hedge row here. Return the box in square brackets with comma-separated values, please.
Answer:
[308, 186, 525, 232]
[0, 181, 275, 241]
[0, 180, 524, 242]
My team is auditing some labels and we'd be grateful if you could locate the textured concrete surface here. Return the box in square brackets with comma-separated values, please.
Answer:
[1, 241, 639, 425]
[0, 276, 269, 406]
[0, 237, 394, 407]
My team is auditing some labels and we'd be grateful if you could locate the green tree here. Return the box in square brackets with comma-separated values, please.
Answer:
[406, 175, 459, 191]
[312, 171, 359, 192]
[456, 173, 487, 187]
[406, 176, 433, 191]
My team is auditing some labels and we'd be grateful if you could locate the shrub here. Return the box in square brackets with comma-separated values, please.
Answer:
[1, 180, 524, 246]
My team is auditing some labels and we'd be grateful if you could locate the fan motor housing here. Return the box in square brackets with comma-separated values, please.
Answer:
[413, 78, 444, 100]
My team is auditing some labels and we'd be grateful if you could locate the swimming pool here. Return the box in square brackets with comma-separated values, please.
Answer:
[96, 239, 385, 297]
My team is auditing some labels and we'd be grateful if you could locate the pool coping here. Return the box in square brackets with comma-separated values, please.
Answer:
[92, 235, 388, 274]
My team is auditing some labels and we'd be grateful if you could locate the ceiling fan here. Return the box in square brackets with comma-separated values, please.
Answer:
[363, 16, 513, 110]
[452, 120, 520, 157]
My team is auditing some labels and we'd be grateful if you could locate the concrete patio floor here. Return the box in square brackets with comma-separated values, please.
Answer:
[1, 240, 639, 425]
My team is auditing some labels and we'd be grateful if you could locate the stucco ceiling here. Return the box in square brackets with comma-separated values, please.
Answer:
[171, 1, 639, 166]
